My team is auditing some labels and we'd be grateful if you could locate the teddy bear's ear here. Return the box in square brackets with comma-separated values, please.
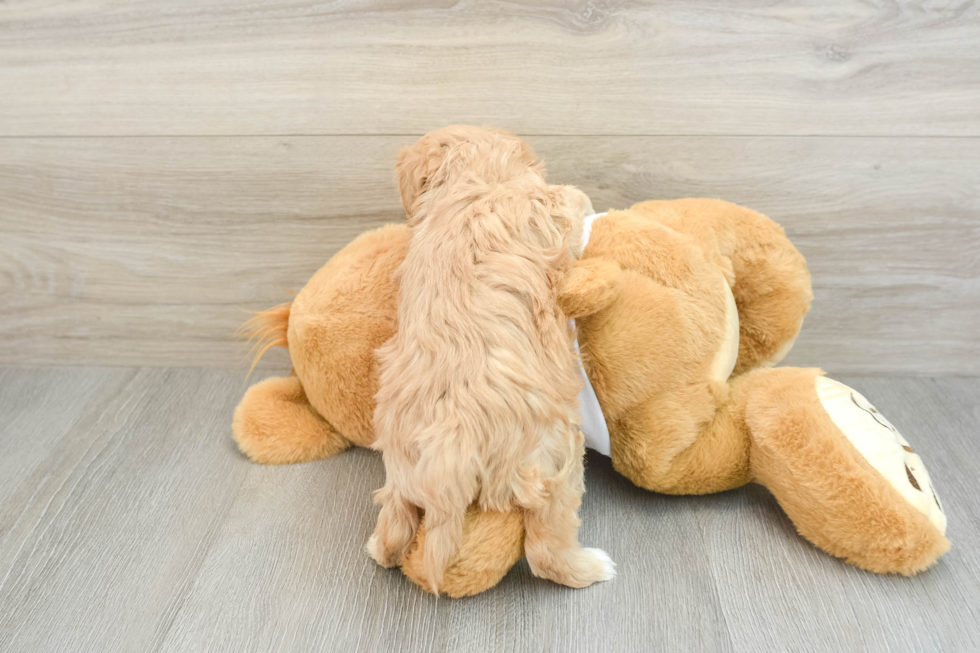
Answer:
[558, 257, 622, 319]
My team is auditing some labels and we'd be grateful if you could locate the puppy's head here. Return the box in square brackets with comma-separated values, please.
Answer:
[395, 125, 539, 220]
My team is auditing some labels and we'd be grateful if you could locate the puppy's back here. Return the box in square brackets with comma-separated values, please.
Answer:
[373, 144, 583, 590]
[380, 171, 578, 471]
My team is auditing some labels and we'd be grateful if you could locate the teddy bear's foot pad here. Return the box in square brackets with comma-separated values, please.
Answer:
[815, 377, 946, 535]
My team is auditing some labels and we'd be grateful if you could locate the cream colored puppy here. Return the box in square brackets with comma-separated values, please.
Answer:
[367, 126, 614, 592]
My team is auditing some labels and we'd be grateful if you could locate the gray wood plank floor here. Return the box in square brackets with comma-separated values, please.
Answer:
[0, 368, 977, 652]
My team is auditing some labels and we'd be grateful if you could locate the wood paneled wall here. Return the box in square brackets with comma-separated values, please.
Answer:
[1, 1, 978, 373]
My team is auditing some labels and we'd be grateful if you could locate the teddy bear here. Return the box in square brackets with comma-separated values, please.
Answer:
[233, 136, 949, 598]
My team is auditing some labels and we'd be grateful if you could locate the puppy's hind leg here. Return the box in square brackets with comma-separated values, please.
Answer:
[524, 502, 616, 589]
[417, 504, 468, 594]
[367, 487, 420, 569]
[522, 439, 616, 588]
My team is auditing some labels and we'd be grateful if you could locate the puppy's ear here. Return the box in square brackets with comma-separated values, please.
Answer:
[396, 125, 501, 221]
[548, 185, 594, 254]
[395, 138, 446, 220]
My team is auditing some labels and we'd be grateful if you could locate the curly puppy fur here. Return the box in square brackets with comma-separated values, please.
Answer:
[367, 126, 614, 592]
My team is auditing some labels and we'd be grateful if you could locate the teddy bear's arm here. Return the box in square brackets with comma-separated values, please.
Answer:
[558, 258, 621, 319]
[629, 199, 812, 372]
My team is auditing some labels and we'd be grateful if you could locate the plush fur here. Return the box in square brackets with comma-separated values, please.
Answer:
[232, 138, 949, 595]
[745, 367, 950, 575]
[399, 505, 526, 598]
[367, 127, 612, 591]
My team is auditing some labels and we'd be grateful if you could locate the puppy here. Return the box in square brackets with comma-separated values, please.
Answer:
[367, 126, 615, 592]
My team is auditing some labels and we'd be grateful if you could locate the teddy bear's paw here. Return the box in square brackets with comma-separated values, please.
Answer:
[816, 376, 946, 536]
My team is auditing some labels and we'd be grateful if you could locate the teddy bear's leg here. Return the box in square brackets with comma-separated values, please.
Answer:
[399, 506, 526, 597]
[630, 199, 813, 374]
[721, 206, 812, 374]
[611, 379, 754, 495]
[745, 366, 949, 575]
[232, 375, 351, 465]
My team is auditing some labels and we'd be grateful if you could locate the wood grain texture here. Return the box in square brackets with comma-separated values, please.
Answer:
[700, 376, 980, 652]
[1, 1, 979, 136]
[0, 368, 978, 651]
[1, 135, 977, 373]
[0, 367, 125, 507]
[0, 368, 252, 651]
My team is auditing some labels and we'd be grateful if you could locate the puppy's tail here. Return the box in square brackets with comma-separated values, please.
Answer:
[422, 506, 468, 595]
[238, 301, 292, 375]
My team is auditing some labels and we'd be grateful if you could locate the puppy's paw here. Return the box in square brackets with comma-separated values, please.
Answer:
[366, 535, 394, 568]
[527, 546, 617, 588]
[365, 535, 382, 564]
[583, 548, 617, 582]
[366, 534, 410, 568]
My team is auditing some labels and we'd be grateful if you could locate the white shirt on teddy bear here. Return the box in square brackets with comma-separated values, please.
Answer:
[574, 213, 611, 457]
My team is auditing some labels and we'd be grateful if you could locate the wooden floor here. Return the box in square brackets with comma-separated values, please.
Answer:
[0, 367, 977, 652]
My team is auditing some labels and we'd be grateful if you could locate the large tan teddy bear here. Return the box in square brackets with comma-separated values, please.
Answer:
[233, 131, 948, 597]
